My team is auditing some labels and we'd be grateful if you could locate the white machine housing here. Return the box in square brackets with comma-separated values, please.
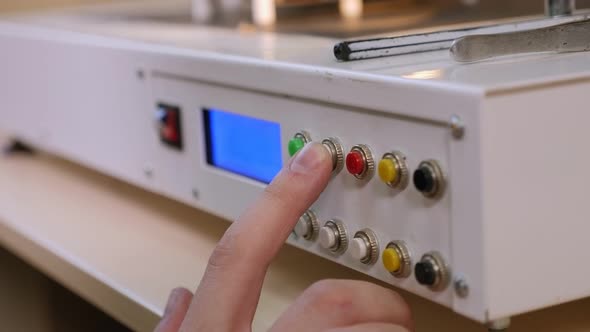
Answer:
[1, 1, 590, 326]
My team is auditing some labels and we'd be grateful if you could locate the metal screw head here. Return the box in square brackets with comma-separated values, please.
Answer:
[143, 166, 154, 179]
[454, 275, 469, 298]
[136, 69, 145, 80]
[450, 115, 465, 139]
[192, 188, 199, 199]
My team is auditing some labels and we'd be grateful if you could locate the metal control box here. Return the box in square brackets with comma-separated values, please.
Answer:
[1, 3, 590, 328]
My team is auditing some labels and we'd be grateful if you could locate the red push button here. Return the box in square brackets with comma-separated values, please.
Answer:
[345, 145, 375, 180]
[346, 150, 365, 175]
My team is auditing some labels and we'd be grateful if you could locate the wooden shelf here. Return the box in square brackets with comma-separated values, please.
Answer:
[0, 149, 589, 331]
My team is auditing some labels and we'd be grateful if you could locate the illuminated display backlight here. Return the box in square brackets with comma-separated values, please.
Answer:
[203, 109, 283, 184]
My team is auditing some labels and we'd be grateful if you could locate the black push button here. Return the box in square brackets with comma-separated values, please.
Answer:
[413, 166, 434, 193]
[415, 261, 436, 286]
[413, 160, 445, 198]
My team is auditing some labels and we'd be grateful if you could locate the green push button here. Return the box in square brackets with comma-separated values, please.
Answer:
[288, 137, 305, 156]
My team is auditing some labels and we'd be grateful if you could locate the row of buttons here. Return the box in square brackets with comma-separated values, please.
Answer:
[294, 210, 450, 291]
[288, 131, 446, 198]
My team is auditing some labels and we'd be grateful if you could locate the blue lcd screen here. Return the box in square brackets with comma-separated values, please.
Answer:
[203, 109, 282, 183]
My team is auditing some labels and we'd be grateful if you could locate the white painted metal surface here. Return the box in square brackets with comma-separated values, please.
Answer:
[0, 1, 589, 327]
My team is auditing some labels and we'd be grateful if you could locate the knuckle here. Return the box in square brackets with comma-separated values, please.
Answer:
[385, 289, 413, 325]
[303, 280, 356, 313]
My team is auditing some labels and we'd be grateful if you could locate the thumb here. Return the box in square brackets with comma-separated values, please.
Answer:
[154, 288, 193, 332]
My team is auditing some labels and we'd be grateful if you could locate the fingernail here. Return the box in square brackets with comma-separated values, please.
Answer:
[164, 288, 182, 315]
[290, 143, 330, 174]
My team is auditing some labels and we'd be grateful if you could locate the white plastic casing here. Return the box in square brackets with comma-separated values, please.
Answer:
[2, 4, 590, 325]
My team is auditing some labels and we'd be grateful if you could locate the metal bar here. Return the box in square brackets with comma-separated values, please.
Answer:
[333, 14, 589, 61]
[450, 19, 590, 62]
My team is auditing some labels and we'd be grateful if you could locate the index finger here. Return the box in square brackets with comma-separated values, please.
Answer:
[179, 142, 333, 331]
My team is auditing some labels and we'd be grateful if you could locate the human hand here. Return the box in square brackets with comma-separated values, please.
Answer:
[155, 143, 413, 332]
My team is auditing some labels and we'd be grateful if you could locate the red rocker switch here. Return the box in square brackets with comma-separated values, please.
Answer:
[156, 103, 183, 150]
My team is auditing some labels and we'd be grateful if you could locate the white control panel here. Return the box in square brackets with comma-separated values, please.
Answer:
[150, 76, 455, 306]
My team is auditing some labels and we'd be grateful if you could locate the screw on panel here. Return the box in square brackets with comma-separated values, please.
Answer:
[454, 275, 469, 298]
[192, 188, 199, 199]
[450, 115, 465, 139]
[136, 69, 145, 80]
[143, 166, 154, 179]
[487, 317, 511, 331]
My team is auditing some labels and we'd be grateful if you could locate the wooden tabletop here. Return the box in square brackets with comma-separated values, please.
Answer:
[0, 150, 589, 332]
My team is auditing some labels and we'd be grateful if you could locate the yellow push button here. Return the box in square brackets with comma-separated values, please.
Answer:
[378, 158, 398, 184]
[382, 248, 401, 273]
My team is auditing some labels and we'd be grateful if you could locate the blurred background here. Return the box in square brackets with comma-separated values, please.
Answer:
[3, 0, 589, 37]
[0, 0, 125, 12]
